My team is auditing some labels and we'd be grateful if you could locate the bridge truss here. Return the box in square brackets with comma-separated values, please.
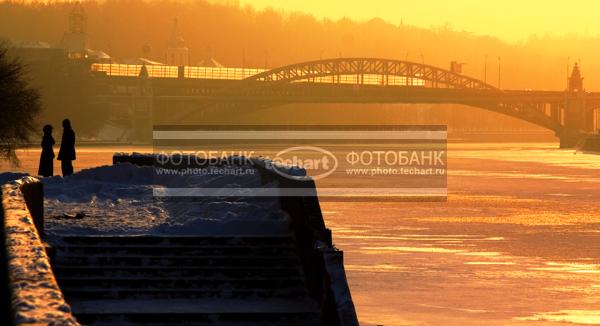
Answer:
[94, 58, 600, 138]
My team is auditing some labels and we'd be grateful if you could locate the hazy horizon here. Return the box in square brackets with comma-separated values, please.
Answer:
[8, 0, 600, 42]
[227, 0, 600, 43]
[5, 0, 600, 90]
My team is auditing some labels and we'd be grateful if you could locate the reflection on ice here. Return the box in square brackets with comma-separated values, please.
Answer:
[345, 264, 406, 272]
[361, 246, 467, 253]
[449, 143, 600, 170]
[418, 303, 491, 314]
[457, 251, 502, 256]
[450, 170, 581, 181]
[324, 144, 600, 325]
[464, 262, 515, 265]
[530, 262, 600, 274]
[516, 310, 600, 324]
[541, 285, 600, 295]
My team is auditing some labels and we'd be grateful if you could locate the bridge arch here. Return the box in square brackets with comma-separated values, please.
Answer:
[469, 103, 562, 133]
[210, 58, 563, 134]
[243, 58, 497, 90]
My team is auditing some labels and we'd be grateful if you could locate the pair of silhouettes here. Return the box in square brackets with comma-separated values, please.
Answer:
[38, 119, 76, 177]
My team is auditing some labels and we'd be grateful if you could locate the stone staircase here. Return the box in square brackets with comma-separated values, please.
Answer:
[50, 235, 322, 325]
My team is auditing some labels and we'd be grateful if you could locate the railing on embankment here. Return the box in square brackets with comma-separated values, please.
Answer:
[113, 153, 360, 326]
[1, 177, 79, 325]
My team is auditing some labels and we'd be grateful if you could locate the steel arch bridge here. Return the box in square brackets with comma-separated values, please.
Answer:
[203, 58, 597, 136]
[94, 57, 600, 146]
[242, 57, 497, 90]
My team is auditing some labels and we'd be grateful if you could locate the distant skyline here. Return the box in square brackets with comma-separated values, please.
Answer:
[235, 0, 600, 42]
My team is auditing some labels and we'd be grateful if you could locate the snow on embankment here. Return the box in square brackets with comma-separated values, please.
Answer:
[44, 162, 291, 236]
[0, 172, 29, 185]
[1, 177, 78, 325]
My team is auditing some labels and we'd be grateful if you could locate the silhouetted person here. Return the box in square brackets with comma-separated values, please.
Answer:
[38, 125, 55, 177]
[57, 119, 76, 176]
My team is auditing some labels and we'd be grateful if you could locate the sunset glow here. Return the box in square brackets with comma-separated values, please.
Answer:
[1, 1, 600, 325]
[240, 0, 600, 41]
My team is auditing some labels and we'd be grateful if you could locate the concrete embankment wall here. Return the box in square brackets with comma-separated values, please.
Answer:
[251, 158, 359, 326]
[113, 153, 360, 326]
[1, 177, 78, 326]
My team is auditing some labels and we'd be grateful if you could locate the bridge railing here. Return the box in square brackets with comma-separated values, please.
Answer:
[293, 74, 425, 86]
[184, 66, 266, 79]
[91, 63, 266, 79]
[91, 64, 180, 78]
[90, 63, 426, 86]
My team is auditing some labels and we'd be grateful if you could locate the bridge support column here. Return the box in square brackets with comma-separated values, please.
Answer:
[559, 94, 587, 148]
[131, 68, 154, 142]
[560, 63, 591, 148]
[558, 130, 584, 148]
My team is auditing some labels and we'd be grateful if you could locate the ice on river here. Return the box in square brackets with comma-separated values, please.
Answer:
[43, 163, 291, 237]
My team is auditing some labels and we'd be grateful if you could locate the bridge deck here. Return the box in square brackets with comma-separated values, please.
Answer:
[91, 63, 426, 86]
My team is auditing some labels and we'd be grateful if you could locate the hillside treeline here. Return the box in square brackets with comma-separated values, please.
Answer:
[1, 0, 597, 140]
[1, 0, 599, 90]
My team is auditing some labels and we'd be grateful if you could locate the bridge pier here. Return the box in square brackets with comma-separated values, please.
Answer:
[558, 130, 584, 148]
[131, 66, 154, 142]
[559, 63, 593, 148]
[559, 93, 587, 148]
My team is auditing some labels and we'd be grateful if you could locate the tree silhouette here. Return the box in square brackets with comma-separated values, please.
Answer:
[0, 45, 41, 164]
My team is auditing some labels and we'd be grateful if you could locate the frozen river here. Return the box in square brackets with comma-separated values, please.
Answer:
[2, 143, 599, 325]
[323, 144, 600, 325]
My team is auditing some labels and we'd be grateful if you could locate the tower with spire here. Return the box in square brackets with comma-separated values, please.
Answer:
[560, 62, 591, 147]
[63, 2, 89, 59]
[568, 62, 584, 92]
[165, 18, 189, 66]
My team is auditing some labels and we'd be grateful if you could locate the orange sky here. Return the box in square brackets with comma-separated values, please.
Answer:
[236, 0, 600, 42]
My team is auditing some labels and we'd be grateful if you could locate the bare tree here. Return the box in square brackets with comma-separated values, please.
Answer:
[0, 45, 41, 165]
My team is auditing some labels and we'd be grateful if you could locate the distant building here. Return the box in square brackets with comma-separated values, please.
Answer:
[86, 49, 112, 63]
[196, 57, 224, 68]
[7, 46, 66, 70]
[120, 58, 165, 65]
[165, 18, 189, 66]
[62, 2, 89, 59]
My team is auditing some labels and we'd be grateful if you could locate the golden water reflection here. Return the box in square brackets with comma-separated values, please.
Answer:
[516, 310, 600, 324]
[323, 144, 600, 325]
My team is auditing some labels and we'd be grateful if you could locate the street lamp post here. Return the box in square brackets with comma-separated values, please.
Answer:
[498, 56, 501, 89]
[484, 54, 488, 84]
[264, 50, 268, 69]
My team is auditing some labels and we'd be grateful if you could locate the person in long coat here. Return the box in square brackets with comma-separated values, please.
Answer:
[57, 119, 76, 176]
[38, 124, 55, 177]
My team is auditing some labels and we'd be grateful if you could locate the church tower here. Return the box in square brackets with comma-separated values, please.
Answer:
[568, 62, 584, 92]
[561, 62, 590, 147]
[165, 18, 189, 66]
[63, 2, 89, 59]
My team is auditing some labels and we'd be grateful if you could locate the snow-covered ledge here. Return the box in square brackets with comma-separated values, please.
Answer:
[1, 177, 78, 326]
[111, 153, 359, 326]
